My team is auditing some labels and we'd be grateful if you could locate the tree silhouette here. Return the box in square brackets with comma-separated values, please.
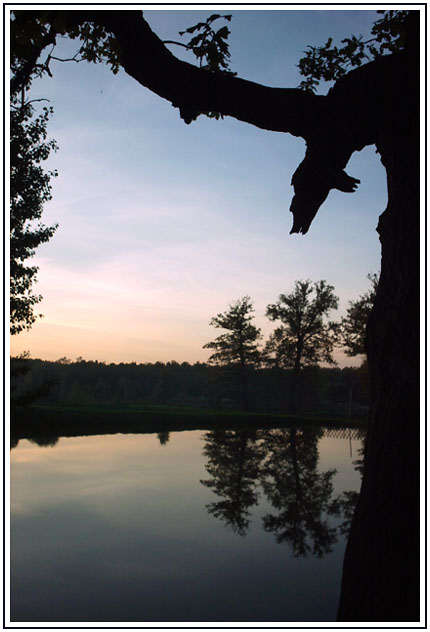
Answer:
[10, 10, 420, 620]
[204, 297, 261, 411]
[341, 273, 379, 357]
[265, 280, 339, 413]
[10, 99, 58, 334]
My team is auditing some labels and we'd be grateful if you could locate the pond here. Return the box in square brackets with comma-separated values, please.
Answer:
[10, 425, 364, 624]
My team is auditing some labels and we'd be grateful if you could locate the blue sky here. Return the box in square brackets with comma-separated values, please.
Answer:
[10, 8, 386, 365]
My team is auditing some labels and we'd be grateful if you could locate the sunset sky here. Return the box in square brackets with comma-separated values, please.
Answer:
[10, 7, 387, 366]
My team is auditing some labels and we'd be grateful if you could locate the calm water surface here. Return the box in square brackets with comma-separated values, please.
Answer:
[10, 426, 364, 623]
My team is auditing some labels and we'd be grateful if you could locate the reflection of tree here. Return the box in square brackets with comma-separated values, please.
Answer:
[260, 427, 338, 558]
[330, 441, 365, 536]
[29, 434, 59, 447]
[353, 443, 365, 477]
[201, 424, 365, 557]
[200, 429, 263, 535]
[157, 431, 170, 446]
[330, 490, 359, 537]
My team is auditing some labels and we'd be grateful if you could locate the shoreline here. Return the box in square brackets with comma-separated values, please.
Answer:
[10, 403, 368, 444]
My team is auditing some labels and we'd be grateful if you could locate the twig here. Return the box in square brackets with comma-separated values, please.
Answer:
[11, 97, 50, 111]
[162, 40, 190, 50]
[49, 54, 83, 63]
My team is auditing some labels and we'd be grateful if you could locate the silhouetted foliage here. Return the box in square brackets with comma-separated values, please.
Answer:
[265, 280, 339, 412]
[10, 13, 61, 334]
[341, 273, 379, 357]
[177, 14, 234, 74]
[10, 352, 57, 407]
[204, 297, 262, 411]
[10, 100, 58, 334]
[297, 10, 410, 92]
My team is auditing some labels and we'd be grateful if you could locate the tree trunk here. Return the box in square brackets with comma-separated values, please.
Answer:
[239, 359, 249, 412]
[290, 345, 302, 414]
[337, 48, 420, 622]
[240, 372, 249, 412]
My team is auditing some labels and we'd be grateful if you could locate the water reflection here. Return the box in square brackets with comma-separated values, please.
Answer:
[328, 443, 364, 536]
[200, 429, 263, 535]
[11, 434, 59, 449]
[10, 426, 365, 623]
[260, 427, 338, 557]
[10, 437, 19, 449]
[157, 431, 170, 446]
[28, 435, 59, 447]
[201, 426, 364, 557]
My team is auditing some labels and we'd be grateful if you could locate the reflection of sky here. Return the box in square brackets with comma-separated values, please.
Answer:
[9, 9, 386, 365]
[318, 434, 364, 493]
[10, 429, 362, 623]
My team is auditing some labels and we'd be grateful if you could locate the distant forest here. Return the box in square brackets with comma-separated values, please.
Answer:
[11, 356, 370, 417]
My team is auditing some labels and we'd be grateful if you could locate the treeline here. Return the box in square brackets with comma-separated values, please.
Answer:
[11, 356, 370, 417]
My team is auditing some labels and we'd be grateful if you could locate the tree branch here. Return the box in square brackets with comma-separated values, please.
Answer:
[51, 9, 325, 137]
[10, 24, 57, 97]
[162, 40, 190, 50]
[14, 10, 411, 235]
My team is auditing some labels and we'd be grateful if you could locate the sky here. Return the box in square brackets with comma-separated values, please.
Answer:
[9, 7, 387, 366]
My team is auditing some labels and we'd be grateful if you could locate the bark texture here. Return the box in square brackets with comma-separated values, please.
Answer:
[337, 42, 420, 621]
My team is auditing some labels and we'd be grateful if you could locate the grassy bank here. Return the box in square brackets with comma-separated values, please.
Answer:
[10, 403, 368, 444]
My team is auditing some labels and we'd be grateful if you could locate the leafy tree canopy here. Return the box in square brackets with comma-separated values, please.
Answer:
[10, 100, 58, 334]
[204, 296, 262, 368]
[265, 280, 339, 370]
[172, 13, 234, 74]
[297, 10, 410, 92]
[341, 273, 379, 357]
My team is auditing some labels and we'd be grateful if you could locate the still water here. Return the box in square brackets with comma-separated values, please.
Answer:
[10, 426, 364, 623]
